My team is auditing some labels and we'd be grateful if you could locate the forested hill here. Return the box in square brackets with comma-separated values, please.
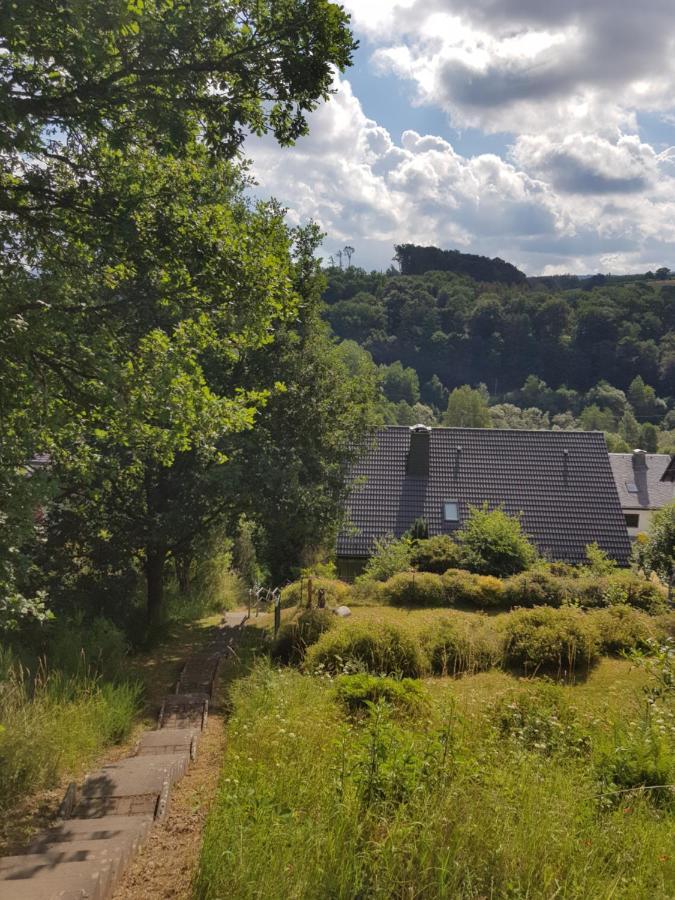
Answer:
[394, 244, 527, 284]
[322, 264, 675, 453]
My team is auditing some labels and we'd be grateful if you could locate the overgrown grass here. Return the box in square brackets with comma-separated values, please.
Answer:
[0, 646, 141, 813]
[197, 654, 675, 899]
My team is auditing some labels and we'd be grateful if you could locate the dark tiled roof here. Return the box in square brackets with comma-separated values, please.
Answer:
[338, 427, 631, 565]
[609, 453, 675, 509]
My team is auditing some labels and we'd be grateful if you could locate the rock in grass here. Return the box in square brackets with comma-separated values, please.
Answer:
[333, 606, 352, 618]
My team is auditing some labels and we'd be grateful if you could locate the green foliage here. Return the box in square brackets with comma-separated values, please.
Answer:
[279, 578, 350, 610]
[641, 501, 675, 597]
[502, 607, 601, 675]
[334, 674, 428, 715]
[305, 622, 427, 677]
[358, 534, 413, 582]
[272, 608, 335, 665]
[410, 535, 463, 573]
[379, 361, 420, 405]
[442, 385, 491, 427]
[456, 504, 538, 577]
[584, 542, 618, 576]
[380, 572, 446, 607]
[575, 572, 667, 614]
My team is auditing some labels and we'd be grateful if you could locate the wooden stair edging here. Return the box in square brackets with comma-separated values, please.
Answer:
[0, 616, 246, 899]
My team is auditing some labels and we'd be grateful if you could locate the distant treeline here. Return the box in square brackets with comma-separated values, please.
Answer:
[394, 244, 528, 285]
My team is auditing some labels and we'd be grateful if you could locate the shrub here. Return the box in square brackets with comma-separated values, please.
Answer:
[493, 683, 590, 757]
[349, 578, 385, 605]
[359, 535, 413, 582]
[502, 607, 601, 675]
[575, 573, 667, 614]
[441, 569, 504, 608]
[422, 618, 503, 676]
[583, 542, 618, 576]
[334, 673, 428, 715]
[381, 572, 445, 607]
[272, 608, 335, 665]
[411, 535, 463, 574]
[304, 622, 427, 677]
[590, 606, 660, 655]
[595, 721, 675, 806]
[455, 504, 537, 577]
[280, 578, 350, 610]
[45, 615, 130, 679]
[503, 571, 574, 609]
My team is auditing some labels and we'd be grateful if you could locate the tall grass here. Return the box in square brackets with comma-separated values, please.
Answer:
[0, 640, 142, 813]
[196, 659, 674, 900]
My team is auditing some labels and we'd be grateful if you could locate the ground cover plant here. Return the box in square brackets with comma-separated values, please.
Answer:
[197, 646, 675, 899]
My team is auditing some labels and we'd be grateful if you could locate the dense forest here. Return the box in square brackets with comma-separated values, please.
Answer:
[323, 253, 675, 453]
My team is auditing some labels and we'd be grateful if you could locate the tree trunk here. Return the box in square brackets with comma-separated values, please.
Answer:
[175, 554, 191, 595]
[146, 546, 167, 628]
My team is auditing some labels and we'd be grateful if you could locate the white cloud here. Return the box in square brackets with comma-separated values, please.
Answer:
[247, 77, 675, 273]
[347, 0, 675, 138]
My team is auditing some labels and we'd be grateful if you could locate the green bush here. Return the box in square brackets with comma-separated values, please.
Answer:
[272, 608, 334, 664]
[440, 569, 504, 607]
[503, 571, 574, 609]
[411, 536, 463, 574]
[590, 605, 660, 655]
[280, 578, 350, 610]
[456, 504, 537, 577]
[595, 721, 675, 806]
[422, 618, 503, 676]
[575, 573, 667, 614]
[380, 572, 445, 607]
[334, 673, 428, 715]
[502, 607, 601, 675]
[304, 622, 427, 677]
[359, 535, 413, 582]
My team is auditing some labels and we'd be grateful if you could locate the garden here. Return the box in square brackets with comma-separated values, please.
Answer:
[197, 505, 675, 899]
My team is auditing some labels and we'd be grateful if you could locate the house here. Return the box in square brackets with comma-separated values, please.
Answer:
[609, 450, 675, 539]
[337, 425, 631, 578]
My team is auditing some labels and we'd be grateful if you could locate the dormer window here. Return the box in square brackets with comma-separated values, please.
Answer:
[444, 501, 459, 522]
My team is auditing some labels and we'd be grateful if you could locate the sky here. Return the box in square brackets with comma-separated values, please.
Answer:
[248, 0, 675, 275]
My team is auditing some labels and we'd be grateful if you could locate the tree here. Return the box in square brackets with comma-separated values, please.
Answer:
[619, 410, 641, 447]
[642, 502, 675, 601]
[380, 362, 420, 405]
[1, 0, 355, 221]
[579, 405, 616, 432]
[443, 386, 491, 428]
[219, 227, 380, 583]
[33, 147, 302, 626]
[639, 423, 659, 453]
[343, 246, 355, 268]
[456, 504, 537, 577]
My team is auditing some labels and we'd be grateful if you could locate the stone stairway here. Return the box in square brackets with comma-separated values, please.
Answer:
[0, 613, 246, 900]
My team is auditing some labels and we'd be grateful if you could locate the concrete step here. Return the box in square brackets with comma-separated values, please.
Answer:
[69, 754, 189, 820]
[26, 815, 153, 854]
[158, 692, 209, 730]
[135, 728, 199, 761]
[0, 845, 122, 900]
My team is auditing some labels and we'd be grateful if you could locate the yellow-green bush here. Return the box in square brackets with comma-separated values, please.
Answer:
[411, 535, 463, 574]
[502, 607, 601, 675]
[272, 608, 335, 664]
[304, 622, 427, 677]
[280, 578, 350, 609]
[334, 673, 428, 715]
[441, 569, 504, 607]
[421, 618, 503, 676]
[380, 572, 445, 607]
[503, 571, 575, 609]
[589, 605, 661, 655]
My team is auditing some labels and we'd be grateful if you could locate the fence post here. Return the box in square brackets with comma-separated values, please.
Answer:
[307, 577, 313, 609]
[274, 590, 281, 639]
